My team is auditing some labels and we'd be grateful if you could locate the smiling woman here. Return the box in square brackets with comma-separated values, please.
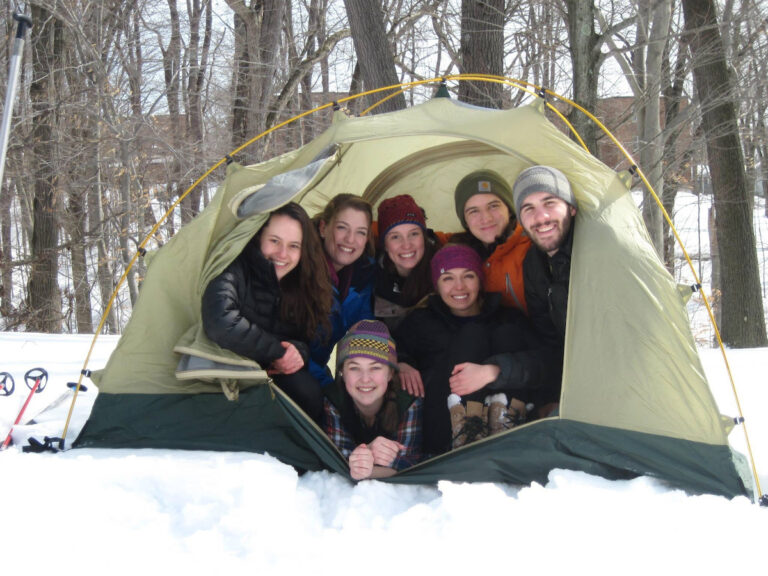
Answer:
[201, 202, 332, 422]
[322, 319, 422, 480]
[394, 243, 560, 456]
[374, 194, 442, 332]
[309, 194, 377, 389]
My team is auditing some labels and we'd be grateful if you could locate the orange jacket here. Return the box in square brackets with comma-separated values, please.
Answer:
[483, 224, 531, 312]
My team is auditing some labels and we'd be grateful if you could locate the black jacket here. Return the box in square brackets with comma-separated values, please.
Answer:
[523, 225, 573, 345]
[201, 238, 309, 366]
[394, 292, 558, 453]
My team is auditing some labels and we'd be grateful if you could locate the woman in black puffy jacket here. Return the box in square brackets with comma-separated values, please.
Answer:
[202, 202, 332, 421]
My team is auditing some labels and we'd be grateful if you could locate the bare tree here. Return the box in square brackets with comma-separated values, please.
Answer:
[563, 0, 601, 152]
[228, 0, 288, 161]
[27, 4, 63, 332]
[458, 0, 504, 107]
[682, 0, 767, 347]
[343, 0, 406, 113]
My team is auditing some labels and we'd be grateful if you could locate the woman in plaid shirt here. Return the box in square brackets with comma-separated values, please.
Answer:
[323, 319, 422, 480]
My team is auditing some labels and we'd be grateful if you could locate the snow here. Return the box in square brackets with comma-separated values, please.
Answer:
[1, 331, 767, 574]
[1, 189, 767, 574]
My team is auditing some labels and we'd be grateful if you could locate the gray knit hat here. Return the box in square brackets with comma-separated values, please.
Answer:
[454, 169, 514, 228]
[512, 166, 576, 216]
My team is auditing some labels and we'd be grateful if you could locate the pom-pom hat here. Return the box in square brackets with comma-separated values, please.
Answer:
[336, 319, 398, 371]
[377, 194, 426, 244]
[430, 244, 484, 288]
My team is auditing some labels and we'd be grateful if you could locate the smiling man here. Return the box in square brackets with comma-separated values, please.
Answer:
[513, 165, 578, 345]
[453, 169, 531, 311]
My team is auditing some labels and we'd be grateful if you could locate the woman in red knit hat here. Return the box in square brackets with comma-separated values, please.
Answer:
[375, 194, 443, 398]
[374, 195, 442, 329]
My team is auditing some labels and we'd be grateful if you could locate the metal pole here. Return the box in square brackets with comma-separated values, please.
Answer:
[0, 13, 33, 190]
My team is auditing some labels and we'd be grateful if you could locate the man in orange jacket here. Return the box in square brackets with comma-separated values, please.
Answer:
[453, 170, 531, 312]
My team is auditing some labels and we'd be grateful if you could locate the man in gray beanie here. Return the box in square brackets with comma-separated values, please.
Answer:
[513, 165, 577, 257]
[512, 165, 578, 417]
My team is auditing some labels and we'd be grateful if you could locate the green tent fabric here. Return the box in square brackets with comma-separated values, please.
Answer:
[74, 97, 754, 500]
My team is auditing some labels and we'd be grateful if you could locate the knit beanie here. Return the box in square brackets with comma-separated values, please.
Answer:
[336, 319, 398, 371]
[377, 194, 426, 243]
[454, 169, 514, 228]
[512, 166, 576, 216]
[430, 244, 484, 288]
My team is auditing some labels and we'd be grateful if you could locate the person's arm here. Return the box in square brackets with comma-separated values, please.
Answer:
[482, 313, 562, 394]
[322, 399, 355, 459]
[201, 265, 285, 365]
[390, 397, 423, 470]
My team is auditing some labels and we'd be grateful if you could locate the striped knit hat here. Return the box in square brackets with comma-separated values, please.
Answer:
[336, 319, 398, 371]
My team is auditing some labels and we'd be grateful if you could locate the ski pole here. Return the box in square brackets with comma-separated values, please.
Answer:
[1, 367, 47, 450]
[0, 12, 32, 190]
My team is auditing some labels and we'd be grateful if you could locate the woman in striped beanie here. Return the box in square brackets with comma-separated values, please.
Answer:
[322, 319, 422, 480]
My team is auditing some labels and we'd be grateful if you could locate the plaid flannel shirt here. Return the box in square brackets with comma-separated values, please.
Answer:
[323, 397, 423, 471]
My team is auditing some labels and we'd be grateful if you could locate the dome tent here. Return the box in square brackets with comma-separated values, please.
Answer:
[73, 93, 754, 500]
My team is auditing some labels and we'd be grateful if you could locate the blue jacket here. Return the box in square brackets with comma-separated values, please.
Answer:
[309, 256, 376, 387]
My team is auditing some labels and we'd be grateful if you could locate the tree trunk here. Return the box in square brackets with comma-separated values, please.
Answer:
[27, 5, 63, 333]
[227, 0, 287, 161]
[637, 0, 672, 257]
[343, 0, 406, 114]
[88, 116, 118, 334]
[0, 181, 12, 318]
[66, 187, 93, 333]
[682, 0, 767, 347]
[564, 0, 600, 153]
[458, 0, 504, 108]
[661, 39, 689, 273]
[708, 206, 721, 344]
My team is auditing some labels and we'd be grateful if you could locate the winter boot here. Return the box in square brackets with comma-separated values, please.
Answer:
[507, 397, 528, 427]
[448, 394, 467, 449]
[487, 393, 509, 436]
[462, 400, 488, 445]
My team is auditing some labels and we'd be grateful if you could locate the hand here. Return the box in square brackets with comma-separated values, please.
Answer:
[448, 362, 500, 396]
[398, 362, 424, 397]
[368, 436, 405, 467]
[349, 444, 374, 480]
[268, 342, 304, 375]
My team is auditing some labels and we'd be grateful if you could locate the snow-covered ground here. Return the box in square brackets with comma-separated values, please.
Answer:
[1, 189, 767, 573]
[1, 331, 766, 575]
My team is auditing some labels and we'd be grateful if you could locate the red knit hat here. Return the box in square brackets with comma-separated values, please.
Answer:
[377, 194, 426, 243]
[430, 244, 484, 288]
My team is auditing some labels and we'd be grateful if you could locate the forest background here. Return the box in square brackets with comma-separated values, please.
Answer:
[0, 0, 766, 350]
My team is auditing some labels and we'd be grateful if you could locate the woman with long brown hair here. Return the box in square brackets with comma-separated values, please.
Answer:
[309, 193, 377, 389]
[202, 202, 332, 421]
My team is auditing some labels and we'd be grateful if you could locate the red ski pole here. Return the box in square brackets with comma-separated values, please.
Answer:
[1, 367, 47, 450]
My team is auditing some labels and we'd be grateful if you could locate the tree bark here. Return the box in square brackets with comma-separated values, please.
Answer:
[343, 0, 406, 114]
[682, 0, 767, 347]
[227, 0, 287, 161]
[564, 0, 600, 153]
[458, 0, 504, 108]
[635, 0, 672, 257]
[27, 5, 63, 333]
